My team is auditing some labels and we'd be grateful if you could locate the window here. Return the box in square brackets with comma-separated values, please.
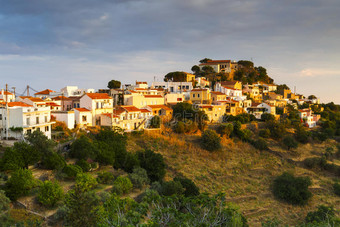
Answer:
[77, 103, 80, 108]
[197, 94, 200, 98]
[45, 116, 48, 122]
[193, 94, 195, 98]
[0, 114, 2, 120]
[26, 118, 30, 125]
[45, 126, 49, 131]
[186, 86, 189, 89]
[82, 115, 87, 122]
[36, 117, 39, 124]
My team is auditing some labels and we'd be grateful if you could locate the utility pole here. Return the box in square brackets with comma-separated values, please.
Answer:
[5, 84, 9, 140]
[27, 85, 30, 96]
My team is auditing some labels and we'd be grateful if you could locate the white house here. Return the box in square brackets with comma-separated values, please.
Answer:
[151, 81, 193, 93]
[79, 93, 113, 126]
[74, 108, 92, 128]
[246, 103, 276, 119]
[298, 109, 320, 128]
[0, 102, 54, 139]
[0, 90, 15, 102]
[51, 111, 75, 129]
[61, 86, 95, 97]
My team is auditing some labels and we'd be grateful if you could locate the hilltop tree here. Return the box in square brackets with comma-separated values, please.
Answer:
[199, 58, 212, 63]
[164, 71, 187, 82]
[191, 65, 201, 75]
[107, 80, 121, 89]
[308, 95, 317, 100]
[237, 60, 254, 68]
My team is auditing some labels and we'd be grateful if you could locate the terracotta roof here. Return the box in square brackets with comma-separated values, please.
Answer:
[27, 97, 45, 102]
[135, 88, 148, 90]
[102, 113, 119, 118]
[211, 91, 226, 96]
[191, 88, 208, 92]
[19, 96, 32, 99]
[52, 96, 71, 101]
[136, 81, 148, 84]
[122, 106, 141, 112]
[86, 93, 112, 100]
[113, 107, 127, 115]
[147, 105, 172, 111]
[128, 90, 138, 93]
[5, 102, 33, 107]
[221, 81, 239, 86]
[140, 108, 152, 113]
[199, 105, 214, 109]
[0, 91, 14, 95]
[144, 95, 163, 98]
[45, 102, 61, 107]
[34, 89, 55, 95]
[74, 108, 91, 112]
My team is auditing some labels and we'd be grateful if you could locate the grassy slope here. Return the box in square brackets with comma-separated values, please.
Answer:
[127, 132, 340, 226]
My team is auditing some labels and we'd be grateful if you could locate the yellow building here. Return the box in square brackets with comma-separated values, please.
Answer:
[211, 91, 227, 104]
[190, 88, 211, 104]
[197, 104, 227, 123]
[183, 72, 196, 82]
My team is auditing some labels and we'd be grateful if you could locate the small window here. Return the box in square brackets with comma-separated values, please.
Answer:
[45, 116, 48, 122]
[0, 114, 2, 120]
[82, 115, 87, 122]
[45, 126, 49, 131]
[36, 117, 39, 124]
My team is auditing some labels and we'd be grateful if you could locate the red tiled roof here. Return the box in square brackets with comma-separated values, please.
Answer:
[28, 97, 45, 102]
[52, 96, 71, 101]
[199, 105, 214, 109]
[147, 105, 172, 111]
[191, 88, 208, 92]
[136, 81, 148, 84]
[45, 102, 61, 107]
[140, 108, 152, 113]
[135, 88, 148, 90]
[0, 91, 14, 95]
[74, 108, 91, 112]
[211, 91, 226, 96]
[122, 106, 141, 112]
[34, 89, 55, 95]
[102, 113, 119, 118]
[144, 95, 163, 98]
[6, 102, 33, 107]
[86, 93, 112, 100]
[113, 107, 127, 115]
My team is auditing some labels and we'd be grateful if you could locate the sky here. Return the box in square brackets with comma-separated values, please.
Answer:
[0, 0, 339, 103]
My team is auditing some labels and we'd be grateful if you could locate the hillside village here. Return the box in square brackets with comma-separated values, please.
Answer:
[0, 59, 322, 140]
[0, 59, 339, 226]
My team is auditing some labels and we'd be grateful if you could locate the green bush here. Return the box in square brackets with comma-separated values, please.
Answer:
[265, 121, 286, 139]
[5, 169, 37, 201]
[173, 176, 200, 197]
[128, 167, 149, 189]
[138, 149, 166, 182]
[69, 136, 97, 160]
[150, 116, 161, 128]
[216, 123, 233, 138]
[41, 152, 66, 170]
[121, 152, 140, 173]
[282, 135, 298, 150]
[97, 172, 115, 184]
[304, 157, 327, 169]
[111, 176, 133, 195]
[333, 183, 340, 196]
[305, 205, 338, 225]
[258, 129, 271, 138]
[62, 165, 83, 179]
[295, 126, 310, 144]
[200, 130, 221, 151]
[272, 172, 312, 205]
[75, 173, 98, 192]
[251, 138, 268, 151]
[75, 159, 91, 172]
[261, 113, 275, 122]
[38, 181, 64, 207]
[160, 181, 184, 196]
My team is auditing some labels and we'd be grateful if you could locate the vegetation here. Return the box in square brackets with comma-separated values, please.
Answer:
[38, 181, 64, 207]
[272, 172, 312, 205]
[200, 129, 221, 151]
[112, 176, 133, 195]
[138, 149, 166, 182]
[5, 169, 37, 201]
[107, 79, 121, 89]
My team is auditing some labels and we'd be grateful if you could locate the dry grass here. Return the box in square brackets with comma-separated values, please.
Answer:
[127, 132, 340, 226]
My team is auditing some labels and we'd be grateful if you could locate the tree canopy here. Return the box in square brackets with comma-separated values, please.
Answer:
[107, 80, 121, 89]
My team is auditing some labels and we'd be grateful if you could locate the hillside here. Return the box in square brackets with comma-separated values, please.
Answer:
[127, 131, 340, 226]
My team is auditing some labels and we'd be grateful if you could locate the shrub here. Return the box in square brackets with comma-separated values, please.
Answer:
[258, 129, 271, 138]
[69, 136, 97, 160]
[282, 135, 298, 150]
[160, 181, 184, 196]
[174, 121, 186, 134]
[173, 176, 200, 197]
[295, 126, 310, 144]
[304, 157, 327, 169]
[128, 167, 149, 189]
[41, 152, 66, 170]
[75, 173, 98, 192]
[251, 138, 268, 151]
[0, 190, 10, 212]
[63, 165, 83, 179]
[150, 116, 161, 128]
[75, 159, 91, 172]
[266, 121, 286, 139]
[238, 129, 252, 142]
[38, 181, 64, 207]
[333, 182, 340, 196]
[97, 172, 115, 184]
[261, 113, 275, 122]
[5, 169, 36, 201]
[138, 149, 166, 182]
[122, 152, 140, 173]
[111, 176, 133, 195]
[272, 172, 312, 205]
[200, 130, 221, 151]
[305, 205, 338, 225]
[216, 123, 233, 138]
